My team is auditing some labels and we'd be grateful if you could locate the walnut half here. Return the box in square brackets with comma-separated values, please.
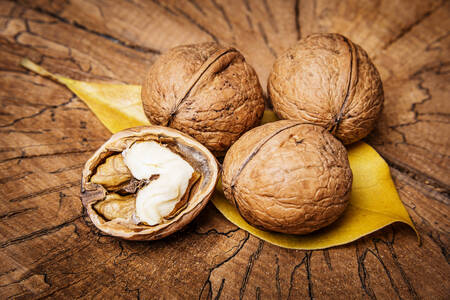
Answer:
[81, 126, 219, 240]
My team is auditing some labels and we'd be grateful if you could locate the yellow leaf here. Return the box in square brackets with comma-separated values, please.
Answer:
[213, 141, 418, 249]
[21, 59, 149, 133]
[22, 59, 417, 249]
[211, 110, 417, 249]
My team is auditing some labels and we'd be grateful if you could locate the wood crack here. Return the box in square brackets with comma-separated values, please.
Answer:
[8, 180, 79, 203]
[275, 256, 282, 300]
[0, 214, 82, 248]
[194, 227, 240, 237]
[172, 6, 219, 43]
[262, 0, 278, 33]
[148, 0, 178, 17]
[402, 200, 449, 263]
[215, 278, 225, 300]
[0, 171, 33, 184]
[0, 106, 49, 128]
[322, 249, 332, 271]
[242, 0, 251, 12]
[39, 274, 89, 299]
[0, 149, 96, 164]
[294, 0, 301, 40]
[370, 241, 403, 299]
[24, 5, 161, 55]
[387, 159, 449, 199]
[382, 2, 446, 50]
[187, 0, 206, 16]
[199, 232, 250, 299]
[427, 231, 449, 264]
[286, 251, 315, 299]
[210, 0, 233, 31]
[49, 163, 84, 174]
[372, 232, 420, 299]
[357, 246, 377, 300]
[375, 62, 450, 191]
[257, 22, 277, 57]
[239, 240, 264, 299]
[0, 95, 77, 129]
[0, 207, 38, 220]
[287, 252, 310, 299]
[305, 251, 314, 300]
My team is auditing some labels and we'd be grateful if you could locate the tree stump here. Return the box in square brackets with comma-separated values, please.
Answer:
[0, 0, 448, 298]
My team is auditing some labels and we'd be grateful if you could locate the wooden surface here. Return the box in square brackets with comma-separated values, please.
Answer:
[0, 0, 449, 298]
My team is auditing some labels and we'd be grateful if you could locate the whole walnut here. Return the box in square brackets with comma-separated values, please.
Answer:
[268, 33, 384, 145]
[222, 120, 352, 235]
[142, 43, 265, 156]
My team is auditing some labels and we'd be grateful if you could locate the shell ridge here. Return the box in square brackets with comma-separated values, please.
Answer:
[227, 123, 305, 215]
[230, 122, 307, 190]
[166, 47, 238, 126]
[329, 35, 358, 134]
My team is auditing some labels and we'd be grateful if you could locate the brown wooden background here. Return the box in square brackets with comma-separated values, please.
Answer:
[1, 0, 449, 299]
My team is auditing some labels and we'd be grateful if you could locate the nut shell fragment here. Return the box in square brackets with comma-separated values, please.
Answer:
[222, 120, 352, 234]
[141, 42, 265, 156]
[268, 33, 384, 144]
[81, 126, 219, 240]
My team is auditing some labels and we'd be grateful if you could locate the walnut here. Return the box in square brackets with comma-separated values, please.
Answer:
[268, 33, 384, 145]
[81, 126, 219, 240]
[141, 42, 265, 156]
[221, 120, 352, 234]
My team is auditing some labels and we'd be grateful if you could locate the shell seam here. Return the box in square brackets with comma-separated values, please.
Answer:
[229, 122, 313, 218]
[229, 123, 305, 189]
[166, 47, 238, 126]
[329, 36, 359, 134]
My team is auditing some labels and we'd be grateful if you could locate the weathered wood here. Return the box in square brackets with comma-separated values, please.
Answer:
[0, 0, 449, 298]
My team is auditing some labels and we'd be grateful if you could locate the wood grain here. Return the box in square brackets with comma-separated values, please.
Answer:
[0, 0, 449, 298]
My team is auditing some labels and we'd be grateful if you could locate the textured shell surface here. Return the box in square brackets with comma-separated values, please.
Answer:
[142, 43, 265, 156]
[222, 120, 353, 234]
[268, 33, 384, 144]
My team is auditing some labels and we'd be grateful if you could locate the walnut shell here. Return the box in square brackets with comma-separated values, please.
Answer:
[81, 126, 219, 240]
[222, 120, 352, 234]
[142, 42, 265, 156]
[268, 33, 384, 145]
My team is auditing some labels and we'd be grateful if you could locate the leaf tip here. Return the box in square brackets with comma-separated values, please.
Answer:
[21, 57, 37, 70]
[20, 58, 51, 77]
[20, 57, 31, 67]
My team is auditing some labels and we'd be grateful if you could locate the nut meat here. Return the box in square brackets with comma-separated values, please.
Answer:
[268, 33, 384, 144]
[142, 42, 265, 156]
[81, 126, 219, 240]
[222, 120, 352, 234]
